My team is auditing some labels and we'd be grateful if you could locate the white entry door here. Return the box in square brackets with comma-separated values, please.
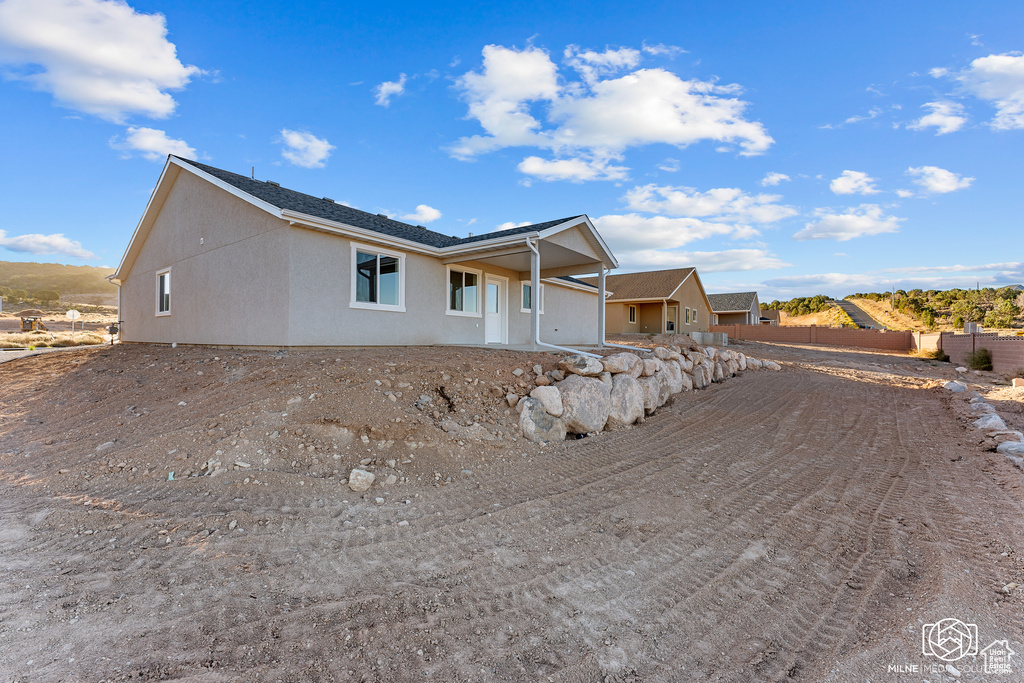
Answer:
[485, 276, 506, 344]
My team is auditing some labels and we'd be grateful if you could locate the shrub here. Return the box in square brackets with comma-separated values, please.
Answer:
[32, 289, 60, 303]
[965, 348, 993, 371]
[953, 315, 964, 330]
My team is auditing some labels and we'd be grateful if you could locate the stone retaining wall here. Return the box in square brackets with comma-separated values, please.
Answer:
[517, 343, 780, 443]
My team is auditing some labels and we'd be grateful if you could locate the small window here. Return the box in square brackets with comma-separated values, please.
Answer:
[156, 269, 171, 316]
[520, 282, 544, 314]
[685, 307, 690, 324]
[350, 244, 405, 311]
[693, 309, 698, 325]
[628, 305, 636, 323]
[447, 267, 481, 316]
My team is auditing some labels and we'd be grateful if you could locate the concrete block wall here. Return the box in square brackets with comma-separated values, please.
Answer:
[939, 333, 1024, 374]
[710, 324, 913, 351]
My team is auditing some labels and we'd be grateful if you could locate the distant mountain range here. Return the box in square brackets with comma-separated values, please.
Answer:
[0, 261, 116, 295]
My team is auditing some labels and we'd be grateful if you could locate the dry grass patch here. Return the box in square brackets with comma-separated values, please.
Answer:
[0, 330, 106, 348]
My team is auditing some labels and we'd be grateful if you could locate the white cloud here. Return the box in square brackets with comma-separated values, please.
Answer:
[907, 101, 967, 134]
[517, 155, 628, 182]
[0, 0, 199, 122]
[657, 158, 680, 173]
[620, 247, 790, 273]
[844, 107, 882, 124]
[449, 43, 773, 180]
[0, 229, 95, 259]
[641, 42, 686, 57]
[906, 165, 973, 193]
[760, 172, 790, 187]
[895, 189, 914, 198]
[110, 126, 195, 161]
[374, 73, 407, 107]
[764, 262, 1024, 298]
[497, 221, 532, 231]
[398, 204, 442, 224]
[622, 184, 797, 223]
[793, 204, 903, 241]
[951, 52, 1024, 129]
[593, 213, 756, 253]
[829, 170, 880, 195]
[563, 45, 641, 84]
[278, 129, 335, 168]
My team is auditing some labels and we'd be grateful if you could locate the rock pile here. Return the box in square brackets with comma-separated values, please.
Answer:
[518, 344, 777, 443]
[953, 388, 1024, 466]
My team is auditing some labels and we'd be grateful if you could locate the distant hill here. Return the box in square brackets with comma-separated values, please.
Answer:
[1005, 284, 1024, 291]
[0, 261, 116, 295]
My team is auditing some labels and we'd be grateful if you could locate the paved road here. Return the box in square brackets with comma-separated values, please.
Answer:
[834, 298, 886, 329]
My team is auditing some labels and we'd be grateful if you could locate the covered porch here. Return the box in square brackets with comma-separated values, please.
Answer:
[439, 216, 617, 354]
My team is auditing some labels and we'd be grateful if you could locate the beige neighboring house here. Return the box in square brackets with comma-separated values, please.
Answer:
[109, 156, 618, 349]
[708, 291, 761, 325]
[759, 308, 780, 326]
[579, 267, 712, 335]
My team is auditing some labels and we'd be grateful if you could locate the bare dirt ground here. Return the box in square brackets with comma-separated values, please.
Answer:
[779, 309, 846, 328]
[1, 341, 1023, 681]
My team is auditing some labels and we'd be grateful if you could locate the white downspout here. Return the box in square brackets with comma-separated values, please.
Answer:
[526, 237, 600, 358]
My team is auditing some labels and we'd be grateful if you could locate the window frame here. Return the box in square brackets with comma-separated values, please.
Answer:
[692, 308, 698, 325]
[349, 243, 406, 312]
[446, 265, 483, 317]
[156, 267, 171, 316]
[685, 307, 691, 325]
[628, 305, 636, 324]
[520, 281, 545, 314]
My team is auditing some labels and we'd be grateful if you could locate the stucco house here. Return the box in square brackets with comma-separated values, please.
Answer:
[708, 291, 761, 325]
[579, 267, 712, 335]
[109, 156, 617, 349]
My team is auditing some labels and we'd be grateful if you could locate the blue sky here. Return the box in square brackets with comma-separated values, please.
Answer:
[0, 0, 1022, 299]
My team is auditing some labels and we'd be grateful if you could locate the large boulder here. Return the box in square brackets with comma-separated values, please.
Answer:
[997, 441, 1024, 456]
[664, 360, 684, 394]
[943, 380, 968, 393]
[737, 353, 747, 371]
[556, 374, 612, 434]
[704, 347, 717, 360]
[762, 361, 782, 371]
[677, 355, 693, 373]
[637, 376, 662, 415]
[642, 358, 659, 377]
[653, 346, 672, 360]
[725, 359, 739, 376]
[606, 374, 645, 428]
[713, 362, 725, 383]
[680, 369, 693, 392]
[974, 414, 1007, 431]
[746, 357, 762, 369]
[601, 352, 642, 376]
[529, 386, 563, 417]
[519, 397, 568, 443]
[970, 402, 996, 415]
[558, 354, 604, 377]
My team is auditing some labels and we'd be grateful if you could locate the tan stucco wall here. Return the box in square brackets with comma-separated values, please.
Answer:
[601, 276, 711, 335]
[543, 226, 601, 262]
[673, 275, 711, 333]
[119, 171, 292, 345]
[119, 176, 600, 347]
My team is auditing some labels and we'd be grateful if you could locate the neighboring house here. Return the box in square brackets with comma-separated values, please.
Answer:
[708, 292, 761, 325]
[759, 308, 780, 326]
[110, 156, 618, 348]
[578, 267, 712, 335]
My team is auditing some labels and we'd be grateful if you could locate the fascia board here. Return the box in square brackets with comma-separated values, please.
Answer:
[537, 215, 618, 269]
[113, 160, 179, 280]
[541, 277, 598, 294]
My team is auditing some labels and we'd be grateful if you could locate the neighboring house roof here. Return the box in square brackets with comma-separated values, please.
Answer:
[173, 157, 578, 249]
[577, 268, 696, 301]
[707, 291, 759, 313]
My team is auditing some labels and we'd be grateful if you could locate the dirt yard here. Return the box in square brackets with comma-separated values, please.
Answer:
[1, 341, 1023, 681]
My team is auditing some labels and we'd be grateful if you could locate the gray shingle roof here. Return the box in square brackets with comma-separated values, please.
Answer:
[707, 291, 758, 312]
[577, 268, 695, 301]
[173, 156, 581, 249]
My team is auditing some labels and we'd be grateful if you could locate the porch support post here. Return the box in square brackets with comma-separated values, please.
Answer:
[530, 240, 541, 351]
[597, 267, 606, 348]
[662, 299, 668, 334]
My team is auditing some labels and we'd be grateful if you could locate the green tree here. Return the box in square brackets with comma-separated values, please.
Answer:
[32, 290, 60, 303]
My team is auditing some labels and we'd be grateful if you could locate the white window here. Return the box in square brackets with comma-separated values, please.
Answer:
[692, 308, 698, 325]
[628, 305, 636, 323]
[447, 266, 481, 316]
[520, 282, 545, 314]
[685, 307, 690, 325]
[156, 268, 171, 316]
[350, 243, 405, 312]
